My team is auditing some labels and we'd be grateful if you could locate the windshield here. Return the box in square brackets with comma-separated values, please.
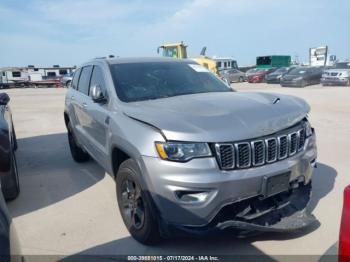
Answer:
[272, 67, 288, 74]
[162, 47, 178, 58]
[288, 68, 310, 75]
[335, 62, 350, 69]
[110, 62, 232, 102]
[246, 68, 266, 74]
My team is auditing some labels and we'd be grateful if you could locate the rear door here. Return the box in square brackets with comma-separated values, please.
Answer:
[70, 65, 94, 149]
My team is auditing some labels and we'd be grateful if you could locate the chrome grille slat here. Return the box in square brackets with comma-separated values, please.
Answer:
[215, 144, 234, 169]
[251, 140, 265, 166]
[278, 135, 288, 159]
[265, 138, 277, 163]
[214, 125, 307, 170]
[298, 129, 306, 151]
[235, 142, 251, 168]
[289, 132, 298, 156]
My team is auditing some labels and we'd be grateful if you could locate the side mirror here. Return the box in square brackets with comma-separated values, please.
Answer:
[90, 85, 107, 103]
[0, 93, 10, 105]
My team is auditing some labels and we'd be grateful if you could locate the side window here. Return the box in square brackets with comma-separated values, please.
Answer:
[77, 66, 93, 95]
[89, 66, 106, 95]
[71, 68, 81, 90]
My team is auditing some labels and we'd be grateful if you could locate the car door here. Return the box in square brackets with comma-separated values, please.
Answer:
[70, 65, 94, 150]
[84, 65, 110, 168]
[229, 69, 237, 82]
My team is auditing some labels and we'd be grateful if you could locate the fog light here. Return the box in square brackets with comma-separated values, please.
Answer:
[176, 191, 209, 203]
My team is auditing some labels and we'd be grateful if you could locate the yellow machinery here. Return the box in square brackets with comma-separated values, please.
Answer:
[157, 42, 188, 59]
[158, 42, 218, 75]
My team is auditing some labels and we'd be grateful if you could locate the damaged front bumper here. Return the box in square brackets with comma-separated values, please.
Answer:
[164, 182, 317, 237]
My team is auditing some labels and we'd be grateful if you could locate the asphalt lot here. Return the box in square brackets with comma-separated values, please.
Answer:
[4, 83, 350, 260]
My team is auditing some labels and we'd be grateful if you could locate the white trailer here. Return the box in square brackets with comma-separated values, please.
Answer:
[0, 67, 29, 88]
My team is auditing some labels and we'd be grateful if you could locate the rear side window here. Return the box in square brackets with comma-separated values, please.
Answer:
[71, 68, 81, 90]
[77, 66, 93, 95]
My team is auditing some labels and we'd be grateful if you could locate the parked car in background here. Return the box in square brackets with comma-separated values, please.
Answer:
[265, 67, 295, 84]
[219, 68, 246, 83]
[0, 93, 20, 200]
[280, 67, 323, 87]
[65, 57, 317, 244]
[247, 68, 276, 83]
[321, 62, 350, 86]
[339, 186, 350, 262]
[59, 72, 74, 87]
[0, 188, 21, 262]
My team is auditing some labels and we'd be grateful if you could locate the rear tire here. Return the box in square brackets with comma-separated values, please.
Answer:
[116, 159, 161, 245]
[67, 122, 90, 162]
[239, 76, 244, 82]
[65, 80, 71, 88]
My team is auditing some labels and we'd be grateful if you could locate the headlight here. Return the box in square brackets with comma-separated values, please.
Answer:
[276, 75, 282, 79]
[304, 120, 313, 137]
[155, 142, 212, 162]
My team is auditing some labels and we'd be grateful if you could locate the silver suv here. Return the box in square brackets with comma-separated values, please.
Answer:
[321, 62, 350, 86]
[64, 57, 317, 244]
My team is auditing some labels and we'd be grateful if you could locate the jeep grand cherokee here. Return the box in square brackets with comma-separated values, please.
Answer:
[64, 57, 317, 244]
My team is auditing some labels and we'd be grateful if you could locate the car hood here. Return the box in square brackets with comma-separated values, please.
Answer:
[121, 92, 310, 142]
[324, 68, 350, 74]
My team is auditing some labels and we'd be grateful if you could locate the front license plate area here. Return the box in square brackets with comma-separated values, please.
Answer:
[263, 172, 291, 198]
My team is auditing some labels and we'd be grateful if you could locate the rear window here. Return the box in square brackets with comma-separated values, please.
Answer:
[71, 68, 81, 90]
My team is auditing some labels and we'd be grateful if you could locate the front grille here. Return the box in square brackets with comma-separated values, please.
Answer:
[331, 72, 338, 76]
[215, 124, 308, 170]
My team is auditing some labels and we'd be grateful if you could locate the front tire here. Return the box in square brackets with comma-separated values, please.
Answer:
[67, 122, 89, 162]
[116, 159, 161, 245]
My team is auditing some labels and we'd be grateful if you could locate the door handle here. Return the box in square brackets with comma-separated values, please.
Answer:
[82, 103, 88, 109]
[71, 96, 75, 101]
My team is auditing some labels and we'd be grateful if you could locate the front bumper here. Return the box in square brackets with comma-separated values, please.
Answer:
[248, 77, 264, 83]
[140, 133, 317, 228]
[280, 79, 303, 87]
[321, 77, 349, 86]
[266, 78, 281, 84]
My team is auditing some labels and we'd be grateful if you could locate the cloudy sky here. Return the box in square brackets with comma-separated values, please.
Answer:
[0, 0, 349, 67]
